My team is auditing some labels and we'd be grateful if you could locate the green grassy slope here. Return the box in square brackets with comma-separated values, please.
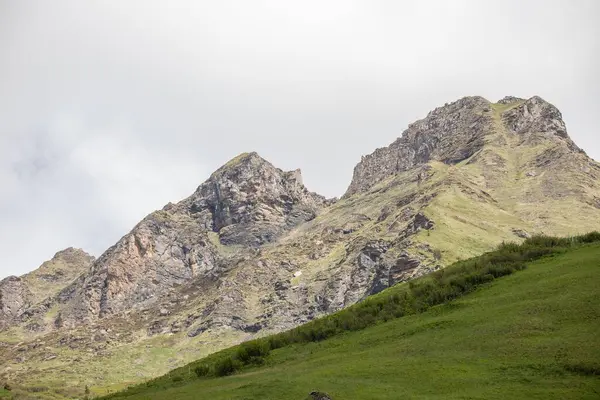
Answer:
[99, 238, 600, 400]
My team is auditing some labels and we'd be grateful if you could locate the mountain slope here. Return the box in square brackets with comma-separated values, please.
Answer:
[101, 238, 600, 400]
[54, 151, 327, 327]
[343, 96, 600, 261]
[1, 95, 600, 397]
[0, 248, 94, 331]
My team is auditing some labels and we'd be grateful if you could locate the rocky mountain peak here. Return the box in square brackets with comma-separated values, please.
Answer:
[207, 152, 307, 193]
[345, 95, 578, 197]
[0, 248, 94, 328]
[52, 246, 91, 258]
[41, 247, 95, 270]
[210, 151, 267, 176]
[32, 247, 94, 279]
[345, 95, 493, 197]
[182, 152, 327, 246]
[0, 276, 30, 326]
[53, 152, 329, 322]
[501, 95, 577, 148]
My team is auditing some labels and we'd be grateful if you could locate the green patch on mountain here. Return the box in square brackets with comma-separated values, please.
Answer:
[99, 233, 600, 399]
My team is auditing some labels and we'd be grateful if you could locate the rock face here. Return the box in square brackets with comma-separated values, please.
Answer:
[58, 152, 327, 324]
[344, 95, 586, 198]
[181, 152, 326, 246]
[2, 95, 600, 395]
[61, 214, 221, 323]
[0, 248, 93, 329]
[502, 96, 570, 141]
[23, 247, 95, 304]
[0, 277, 30, 327]
[345, 96, 492, 197]
[308, 392, 333, 400]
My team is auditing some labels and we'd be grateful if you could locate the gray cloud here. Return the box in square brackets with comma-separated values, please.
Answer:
[0, 0, 598, 278]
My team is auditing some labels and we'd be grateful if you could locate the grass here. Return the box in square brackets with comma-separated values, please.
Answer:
[99, 233, 600, 399]
[419, 183, 527, 262]
[0, 327, 26, 344]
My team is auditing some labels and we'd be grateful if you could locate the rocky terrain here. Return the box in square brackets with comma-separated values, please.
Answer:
[1, 95, 599, 399]
[0, 248, 94, 331]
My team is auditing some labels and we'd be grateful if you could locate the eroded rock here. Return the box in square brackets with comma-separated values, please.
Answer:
[308, 392, 332, 400]
[345, 96, 493, 196]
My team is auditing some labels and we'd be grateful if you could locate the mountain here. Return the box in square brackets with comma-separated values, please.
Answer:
[1, 95, 599, 397]
[0, 248, 94, 330]
[55, 152, 328, 327]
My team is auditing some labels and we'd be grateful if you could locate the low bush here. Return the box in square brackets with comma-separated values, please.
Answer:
[214, 358, 242, 377]
[578, 231, 600, 243]
[236, 341, 270, 364]
[194, 365, 210, 377]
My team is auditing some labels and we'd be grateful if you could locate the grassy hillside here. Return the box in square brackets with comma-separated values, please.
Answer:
[93, 234, 600, 400]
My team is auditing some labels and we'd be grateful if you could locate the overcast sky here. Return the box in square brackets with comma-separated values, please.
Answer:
[0, 0, 598, 278]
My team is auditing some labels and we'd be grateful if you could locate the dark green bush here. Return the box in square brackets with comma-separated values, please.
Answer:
[214, 358, 242, 377]
[267, 335, 286, 350]
[578, 231, 600, 244]
[194, 365, 210, 377]
[496, 241, 521, 253]
[236, 341, 270, 365]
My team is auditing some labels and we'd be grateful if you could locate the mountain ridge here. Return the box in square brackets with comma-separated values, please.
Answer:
[0, 248, 94, 331]
[1, 94, 600, 397]
[345, 95, 581, 197]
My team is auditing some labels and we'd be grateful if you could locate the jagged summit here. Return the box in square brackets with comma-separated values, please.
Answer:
[182, 151, 326, 245]
[41, 247, 94, 270]
[208, 151, 309, 190]
[52, 246, 90, 258]
[344, 95, 579, 197]
[345, 95, 492, 196]
[501, 95, 576, 146]
[52, 152, 329, 323]
[209, 151, 263, 178]
[0, 247, 93, 328]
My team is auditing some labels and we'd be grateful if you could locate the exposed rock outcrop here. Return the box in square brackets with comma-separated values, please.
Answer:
[181, 152, 326, 246]
[345, 96, 493, 197]
[57, 152, 328, 324]
[497, 95, 525, 104]
[61, 215, 221, 323]
[23, 247, 94, 304]
[0, 277, 31, 328]
[0, 248, 93, 329]
[502, 96, 577, 149]
[308, 392, 333, 400]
